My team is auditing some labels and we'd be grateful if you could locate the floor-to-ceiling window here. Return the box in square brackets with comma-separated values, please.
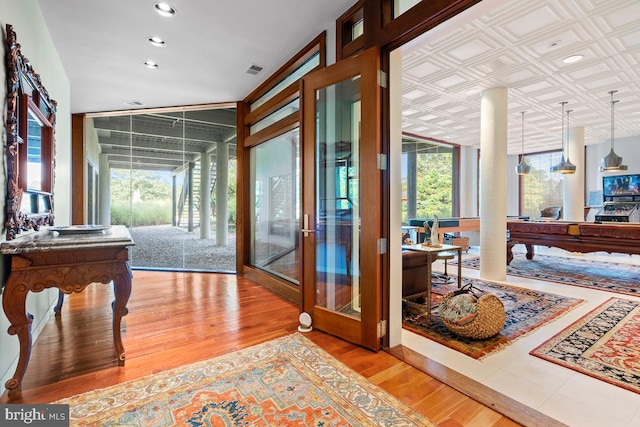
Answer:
[520, 151, 565, 219]
[86, 106, 237, 272]
[240, 34, 325, 300]
[250, 128, 300, 283]
[401, 137, 455, 223]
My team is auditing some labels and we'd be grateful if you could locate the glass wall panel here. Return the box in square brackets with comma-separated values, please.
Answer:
[250, 128, 301, 283]
[401, 138, 454, 223]
[250, 98, 299, 134]
[521, 151, 564, 219]
[352, 19, 364, 39]
[250, 52, 320, 112]
[394, 0, 422, 19]
[315, 77, 362, 318]
[89, 106, 237, 272]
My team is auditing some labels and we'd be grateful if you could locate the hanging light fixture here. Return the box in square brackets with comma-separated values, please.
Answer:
[599, 90, 628, 172]
[515, 111, 531, 175]
[550, 101, 576, 174]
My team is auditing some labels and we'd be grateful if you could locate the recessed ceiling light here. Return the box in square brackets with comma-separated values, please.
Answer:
[548, 40, 561, 48]
[148, 36, 166, 47]
[144, 60, 159, 69]
[563, 54, 584, 64]
[154, 3, 176, 17]
[124, 100, 145, 106]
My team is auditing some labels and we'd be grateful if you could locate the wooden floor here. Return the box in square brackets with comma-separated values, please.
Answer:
[1, 270, 525, 426]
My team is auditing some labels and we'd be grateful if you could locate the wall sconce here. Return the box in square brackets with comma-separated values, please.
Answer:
[600, 90, 627, 172]
[515, 111, 530, 175]
[550, 101, 576, 175]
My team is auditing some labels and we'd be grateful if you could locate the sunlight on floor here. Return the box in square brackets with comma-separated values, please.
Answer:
[403, 246, 640, 427]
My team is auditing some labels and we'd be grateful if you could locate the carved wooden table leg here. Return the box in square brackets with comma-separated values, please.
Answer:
[112, 262, 132, 365]
[2, 273, 34, 397]
[525, 244, 535, 260]
[507, 241, 516, 265]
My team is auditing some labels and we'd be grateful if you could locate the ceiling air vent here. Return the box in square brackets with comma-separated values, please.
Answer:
[246, 64, 263, 75]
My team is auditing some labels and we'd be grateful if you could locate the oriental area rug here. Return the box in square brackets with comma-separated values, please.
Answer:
[530, 298, 640, 394]
[453, 254, 640, 296]
[403, 278, 583, 359]
[53, 333, 434, 426]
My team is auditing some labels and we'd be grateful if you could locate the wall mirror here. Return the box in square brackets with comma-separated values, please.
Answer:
[4, 24, 56, 240]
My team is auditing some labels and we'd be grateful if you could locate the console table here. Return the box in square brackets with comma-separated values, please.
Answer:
[1, 225, 134, 397]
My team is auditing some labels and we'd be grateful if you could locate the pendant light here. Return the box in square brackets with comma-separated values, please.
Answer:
[515, 111, 531, 175]
[599, 90, 627, 172]
[550, 101, 576, 174]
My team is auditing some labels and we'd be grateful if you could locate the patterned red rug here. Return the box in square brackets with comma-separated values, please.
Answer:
[403, 278, 583, 359]
[530, 297, 640, 394]
[54, 333, 435, 426]
[453, 254, 640, 296]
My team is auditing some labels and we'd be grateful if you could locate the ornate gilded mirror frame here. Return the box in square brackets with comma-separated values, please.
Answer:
[5, 24, 57, 240]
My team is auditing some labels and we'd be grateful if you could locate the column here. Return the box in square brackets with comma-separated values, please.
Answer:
[479, 88, 508, 281]
[172, 175, 177, 226]
[216, 141, 229, 246]
[564, 127, 585, 221]
[98, 153, 111, 226]
[200, 151, 211, 239]
[188, 163, 194, 232]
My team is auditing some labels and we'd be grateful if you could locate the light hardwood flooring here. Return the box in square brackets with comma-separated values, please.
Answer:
[0, 270, 527, 426]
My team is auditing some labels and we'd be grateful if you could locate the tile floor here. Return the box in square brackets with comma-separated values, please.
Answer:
[402, 246, 640, 427]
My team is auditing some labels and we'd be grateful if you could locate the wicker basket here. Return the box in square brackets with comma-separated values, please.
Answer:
[439, 290, 506, 339]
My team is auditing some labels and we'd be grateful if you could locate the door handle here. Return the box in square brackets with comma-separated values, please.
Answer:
[302, 214, 316, 237]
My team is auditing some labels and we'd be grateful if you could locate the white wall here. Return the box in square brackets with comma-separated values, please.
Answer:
[586, 136, 640, 194]
[1, 0, 71, 391]
[459, 145, 478, 217]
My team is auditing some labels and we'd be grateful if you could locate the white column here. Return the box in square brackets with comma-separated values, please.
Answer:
[215, 142, 229, 246]
[564, 127, 585, 221]
[200, 151, 211, 239]
[480, 88, 508, 281]
[98, 153, 111, 226]
[388, 48, 403, 347]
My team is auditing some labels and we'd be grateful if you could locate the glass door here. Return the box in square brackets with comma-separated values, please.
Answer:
[302, 48, 382, 350]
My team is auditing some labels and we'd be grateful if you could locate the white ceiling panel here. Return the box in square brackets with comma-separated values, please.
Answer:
[401, 0, 640, 154]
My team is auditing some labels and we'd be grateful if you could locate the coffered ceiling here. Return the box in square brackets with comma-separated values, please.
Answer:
[401, 0, 640, 155]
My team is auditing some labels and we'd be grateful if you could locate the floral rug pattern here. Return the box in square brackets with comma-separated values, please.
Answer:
[453, 254, 640, 296]
[54, 333, 435, 426]
[530, 298, 640, 394]
[403, 278, 583, 359]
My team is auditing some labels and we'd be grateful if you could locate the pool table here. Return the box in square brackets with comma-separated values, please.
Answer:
[506, 220, 640, 264]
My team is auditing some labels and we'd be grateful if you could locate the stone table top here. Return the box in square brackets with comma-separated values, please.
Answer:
[1, 225, 135, 254]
